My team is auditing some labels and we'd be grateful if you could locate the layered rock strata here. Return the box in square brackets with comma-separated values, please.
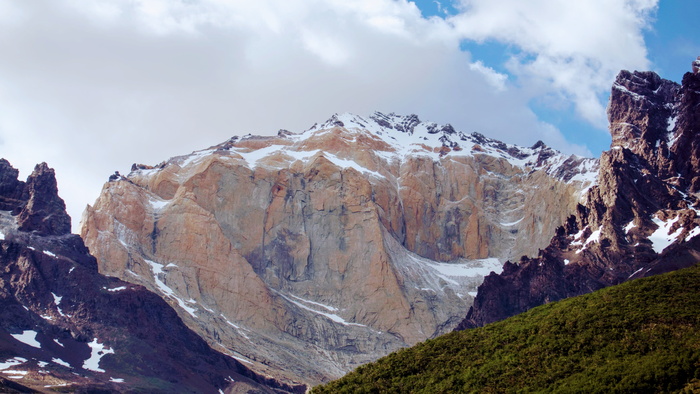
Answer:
[81, 112, 597, 385]
[459, 66, 700, 329]
[0, 160, 302, 393]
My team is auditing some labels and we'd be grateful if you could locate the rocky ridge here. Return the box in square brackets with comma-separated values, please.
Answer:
[81, 111, 597, 385]
[459, 65, 700, 329]
[0, 160, 302, 393]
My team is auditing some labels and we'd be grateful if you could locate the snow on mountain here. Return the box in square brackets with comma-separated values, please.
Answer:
[156, 111, 598, 190]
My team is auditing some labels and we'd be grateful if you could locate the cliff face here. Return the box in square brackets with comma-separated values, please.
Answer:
[0, 160, 302, 393]
[459, 66, 700, 329]
[81, 112, 596, 385]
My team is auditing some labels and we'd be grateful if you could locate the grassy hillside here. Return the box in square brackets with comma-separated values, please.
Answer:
[314, 264, 700, 393]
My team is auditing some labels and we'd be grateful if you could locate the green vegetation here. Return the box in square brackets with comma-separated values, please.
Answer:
[314, 264, 700, 393]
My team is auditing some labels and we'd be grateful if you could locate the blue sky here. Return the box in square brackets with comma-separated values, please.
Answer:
[0, 0, 697, 226]
[645, 1, 700, 81]
[412, 0, 700, 156]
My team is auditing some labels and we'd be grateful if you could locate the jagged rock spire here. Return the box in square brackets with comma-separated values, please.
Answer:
[0, 159, 26, 211]
[459, 61, 700, 330]
[0, 161, 73, 236]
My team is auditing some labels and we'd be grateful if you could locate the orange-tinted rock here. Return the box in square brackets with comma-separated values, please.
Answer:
[81, 112, 596, 386]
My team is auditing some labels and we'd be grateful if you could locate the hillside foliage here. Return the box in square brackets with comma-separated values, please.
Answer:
[314, 264, 700, 393]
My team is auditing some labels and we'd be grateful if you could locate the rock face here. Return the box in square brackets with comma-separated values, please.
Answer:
[459, 66, 700, 329]
[0, 160, 302, 393]
[81, 112, 597, 385]
[0, 160, 72, 236]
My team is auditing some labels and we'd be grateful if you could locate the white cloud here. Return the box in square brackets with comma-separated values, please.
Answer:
[468, 60, 507, 91]
[0, 0, 652, 229]
[451, 0, 657, 126]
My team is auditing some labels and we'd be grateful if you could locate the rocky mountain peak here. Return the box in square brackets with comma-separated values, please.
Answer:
[0, 160, 72, 236]
[608, 70, 680, 157]
[459, 63, 700, 330]
[674, 64, 700, 192]
[0, 159, 26, 211]
[17, 162, 72, 236]
[302, 111, 598, 181]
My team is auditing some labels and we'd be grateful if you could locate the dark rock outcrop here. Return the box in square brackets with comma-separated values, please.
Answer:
[0, 160, 26, 212]
[17, 163, 72, 236]
[459, 64, 700, 329]
[0, 160, 72, 236]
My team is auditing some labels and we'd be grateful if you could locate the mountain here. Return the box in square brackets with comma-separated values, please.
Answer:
[80, 111, 597, 385]
[0, 160, 303, 393]
[459, 65, 700, 329]
[312, 263, 700, 393]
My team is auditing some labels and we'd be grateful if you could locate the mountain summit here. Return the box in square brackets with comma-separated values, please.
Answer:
[81, 111, 597, 385]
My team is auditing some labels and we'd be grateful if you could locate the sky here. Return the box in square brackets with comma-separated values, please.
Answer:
[0, 0, 698, 231]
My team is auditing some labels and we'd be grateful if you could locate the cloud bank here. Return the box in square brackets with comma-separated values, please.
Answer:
[0, 0, 657, 228]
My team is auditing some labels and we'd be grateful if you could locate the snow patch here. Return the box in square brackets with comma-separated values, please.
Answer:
[570, 226, 588, 246]
[288, 294, 339, 312]
[37, 361, 48, 368]
[52, 292, 65, 316]
[144, 259, 198, 318]
[574, 226, 601, 254]
[52, 292, 63, 305]
[53, 338, 64, 347]
[231, 354, 253, 364]
[584, 228, 602, 247]
[149, 197, 169, 211]
[500, 218, 523, 227]
[628, 267, 644, 278]
[279, 293, 365, 327]
[322, 152, 383, 178]
[42, 250, 56, 258]
[613, 83, 645, 100]
[231, 144, 287, 169]
[426, 258, 503, 280]
[2, 370, 27, 379]
[11, 330, 41, 349]
[685, 226, 700, 242]
[106, 286, 127, 292]
[179, 148, 216, 168]
[222, 315, 250, 340]
[624, 221, 636, 234]
[667, 116, 678, 132]
[45, 383, 71, 388]
[649, 215, 683, 253]
[83, 338, 115, 373]
[109, 377, 125, 383]
[0, 357, 27, 370]
[51, 358, 71, 368]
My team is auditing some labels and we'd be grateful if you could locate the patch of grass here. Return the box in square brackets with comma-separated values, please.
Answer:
[314, 264, 700, 393]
